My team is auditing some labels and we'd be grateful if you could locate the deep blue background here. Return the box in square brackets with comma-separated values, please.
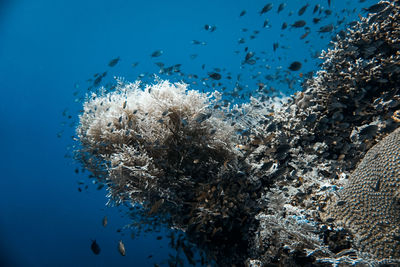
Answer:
[0, 0, 376, 266]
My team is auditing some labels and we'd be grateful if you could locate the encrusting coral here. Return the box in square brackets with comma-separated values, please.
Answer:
[324, 127, 400, 260]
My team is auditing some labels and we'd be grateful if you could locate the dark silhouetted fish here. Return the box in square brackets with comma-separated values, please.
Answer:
[102, 216, 107, 227]
[245, 52, 254, 61]
[288, 61, 302, 71]
[298, 4, 309, 16]
[273, 42, 279, 51]
[260, 3, 273, 15]
[151, 50, 163, 57]
[108, 57, 120, 67]
[282, 22, 288, 29]
[277, 3, 286, 13]
[300, 31, 310, 39]
[91, 240, 101, 255]
[118, 240, 126, 256]
[318, 24, 334, 33]
[239, 10, 246, 17]
[208, 72, 221, 80]
[204, 24, 217, 32]
[291, 20, 306, 28]
[313, 17, 321, 24]
[313, 4, 320, 14]
[263, 19, 269, 28]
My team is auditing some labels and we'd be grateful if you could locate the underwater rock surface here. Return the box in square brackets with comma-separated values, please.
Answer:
[76, 0, 400, 266]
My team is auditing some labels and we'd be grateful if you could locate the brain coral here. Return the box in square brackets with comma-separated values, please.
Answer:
[325, 127, 400, 260]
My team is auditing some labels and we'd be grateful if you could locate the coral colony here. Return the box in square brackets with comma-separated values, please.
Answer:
[76, 1, 400, 266]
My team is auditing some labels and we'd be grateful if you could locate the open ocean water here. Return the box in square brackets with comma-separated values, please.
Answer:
[0, 0, 380, 266]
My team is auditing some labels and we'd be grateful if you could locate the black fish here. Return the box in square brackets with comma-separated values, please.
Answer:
[318, 24, 333, 33]
[273, 42, 279, 51]
[204, 24, 217, 32]
[263, 19, 269, 28]
[260, 3, 273, 15]
[245, 52, 254, 61]
[208, 72, 221, 80]
[277, 3, 286, 13]
[108, 57, 120, 67]
[239, 10, 246, 17]
[281, 22, 287, 29]
[313, 4, 320, 14]
[151, 50, 163, 57]
[91, 240, 101, 255]
[298, 4, 309, 16]
[313, 17, 321, 24]
[288, 61, 302, 71]
[291, 20, 306, 28]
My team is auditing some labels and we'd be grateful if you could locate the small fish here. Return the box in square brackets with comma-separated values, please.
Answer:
[245, 52, 254, 61]
[108, 57, 120, 67]
[151, 50, 163, 57]
[154, 62, 164, 68]
[91, 240, 101, 255]
[288, 61, 302, 71]
[300, 31, 310, 39]
[298, 3, 309, 16]
[291, 20, 306, 28]
[273, 42, 279, 51]
[313, 4, 320, 14]
[118, 240, 126, 256]
[131, 62, 139, 68]
[102, 216, 107, 227]
[313, 17, 321, 24]
[239, 10, 246, 17]
[318, 24, 333, 33]
[208, 72, 221, 80]
[263, 19, 269, 28]
[204, 24, 217, 32]
[281, 22, 287, 29]
[277, 3, 286, 13]
[149, 199, 164, 215]
[328, 0, 331, 7]
[260, 3, 273, 15]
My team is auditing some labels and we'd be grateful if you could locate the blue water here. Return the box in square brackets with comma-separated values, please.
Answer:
[0, 0, 377, 266]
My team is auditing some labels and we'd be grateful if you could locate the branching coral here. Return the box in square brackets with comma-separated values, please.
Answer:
[77, 79, 237, 206]
[76, 78, 259, 265]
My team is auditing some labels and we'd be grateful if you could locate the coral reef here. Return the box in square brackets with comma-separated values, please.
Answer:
[324, 127, 400, 260]
[75, 0, 400, 266]
[76, 79, 258, 265]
